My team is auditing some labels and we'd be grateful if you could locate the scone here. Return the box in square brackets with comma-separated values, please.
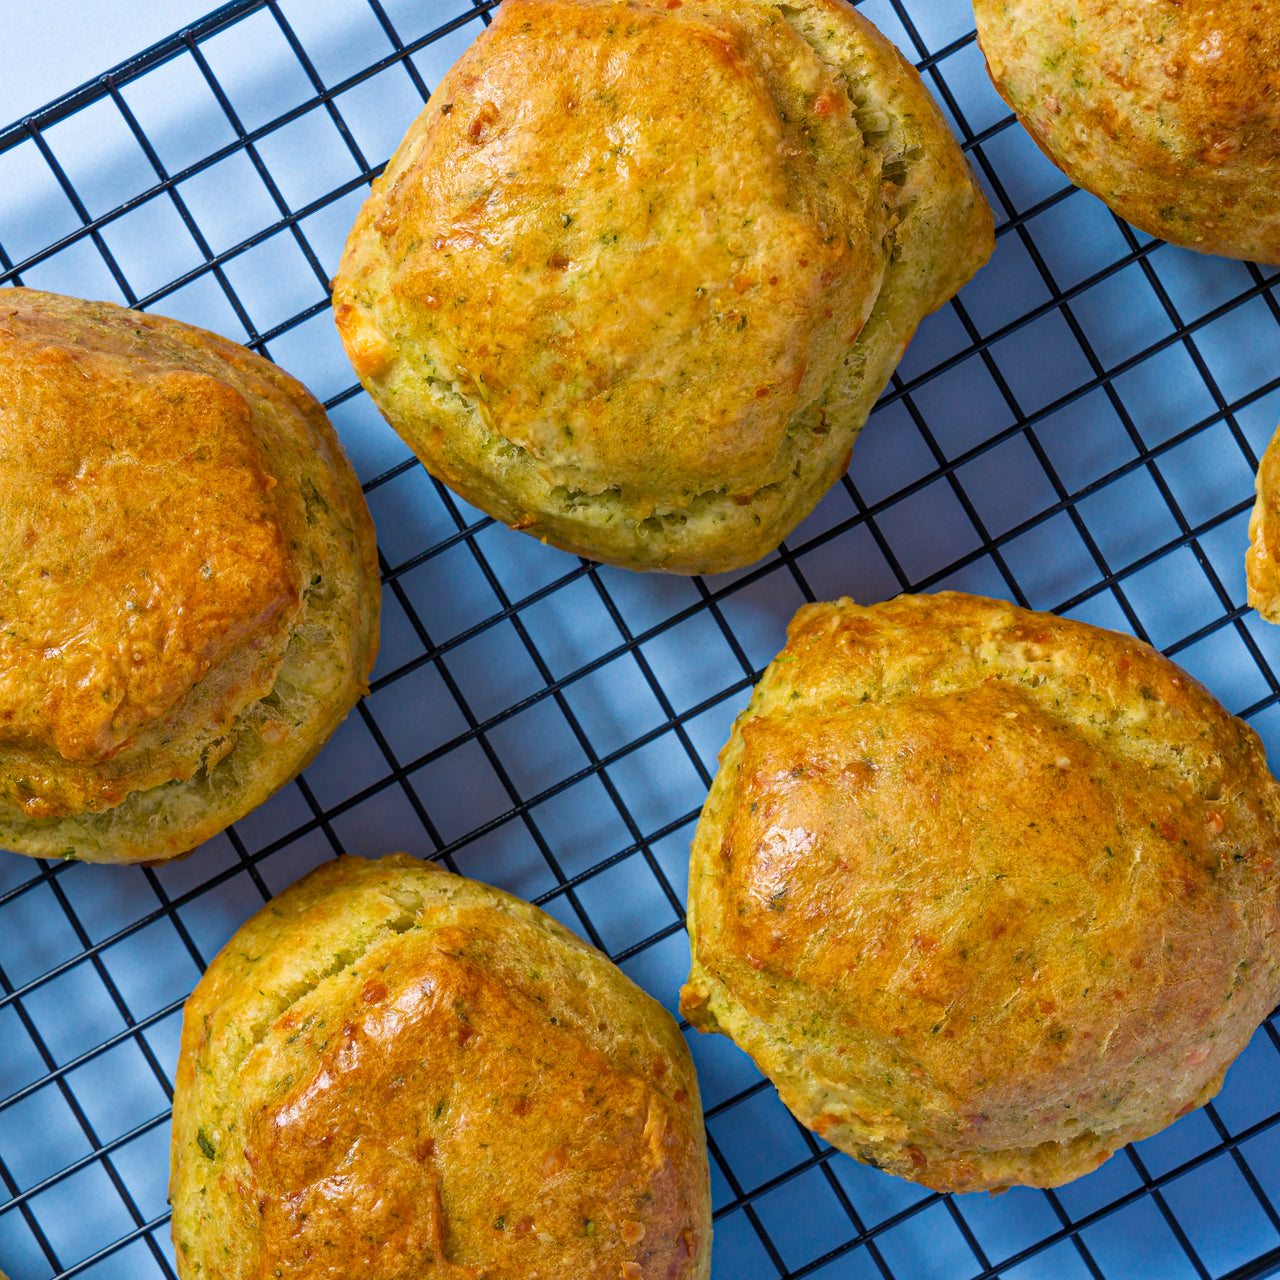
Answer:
[170, 854, 711, 1279]
[332, 0, 993, 574]
[0, 289, 380, 864]
[975, 0, 1280, 262]
[681, 592, 1280, 1192]
[1248, 420, 1280, 621]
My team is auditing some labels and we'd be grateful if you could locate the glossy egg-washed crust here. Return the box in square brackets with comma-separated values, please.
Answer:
[681, 592, 1280, 1192]
[0, 289, 379, 863]
[1248, 419, 1280, 623]
[333, 0, 992, 573]
[171, 855, 711, 1280]
[975, 0, 1280, 262]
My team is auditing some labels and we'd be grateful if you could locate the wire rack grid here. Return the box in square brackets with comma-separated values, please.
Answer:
[2, 1, 1280, 1277]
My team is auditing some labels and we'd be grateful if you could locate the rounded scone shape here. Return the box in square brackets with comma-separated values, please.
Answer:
[1248, 420, 1280, 622]
[0, 289, 379, 863]
[170, 854, 711, 1279]
[681, 592, 1280, 1193]
[975, 0, 1280, 263]
[333, 0, 993, 574]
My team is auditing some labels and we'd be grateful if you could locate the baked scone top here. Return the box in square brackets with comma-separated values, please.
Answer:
[975, 0, 1280, 261]
[335, 0, 992, 572]
[342, 0, 881, 507]
[0, 294, 299, 774]
[0, 289, 343, 821]
[171, 855, 710, 1280]
[683, 592, 1280, 1191]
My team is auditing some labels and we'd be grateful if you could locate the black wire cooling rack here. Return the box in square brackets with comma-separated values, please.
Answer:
[4, 1, 1280, 1277]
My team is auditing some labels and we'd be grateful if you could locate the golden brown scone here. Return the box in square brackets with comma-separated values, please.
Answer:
[333, 0, 993, 574]
[681, 592, 1280, 1193]
[0, 289, 380, 864]
[1248, 420, 1280, 621]
[170, 854, 711, 1280]
[975, 0, 1280, 262]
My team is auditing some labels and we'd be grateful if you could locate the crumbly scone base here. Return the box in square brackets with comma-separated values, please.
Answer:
[683, 592, 1280, 1191]
[171, 855, 711, 1280]
[334, 0, 992, 573]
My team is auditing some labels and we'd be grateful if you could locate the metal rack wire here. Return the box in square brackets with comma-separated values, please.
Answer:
[2, 1, 1280, 1277]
